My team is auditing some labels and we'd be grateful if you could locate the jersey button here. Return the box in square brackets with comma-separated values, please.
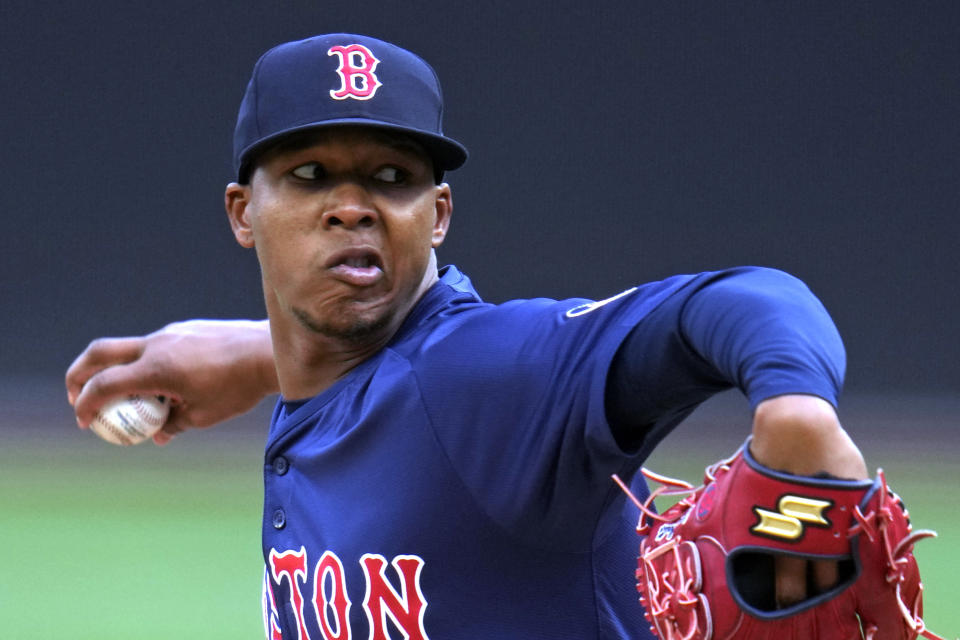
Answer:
[272, 509, 286, 529]
[273, 456, 289, 475]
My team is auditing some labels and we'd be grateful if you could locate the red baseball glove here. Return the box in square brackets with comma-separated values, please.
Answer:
[615, 439, 950, 640]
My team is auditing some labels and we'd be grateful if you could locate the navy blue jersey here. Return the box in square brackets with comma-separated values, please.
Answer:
[260, 265, 844, 639]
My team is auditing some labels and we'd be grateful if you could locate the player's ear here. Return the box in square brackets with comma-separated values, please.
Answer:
[431, 183, 452, 248]
[225, 182, 255, 248]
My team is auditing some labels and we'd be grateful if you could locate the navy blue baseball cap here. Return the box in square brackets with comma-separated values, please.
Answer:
[233, 34, 468, 182]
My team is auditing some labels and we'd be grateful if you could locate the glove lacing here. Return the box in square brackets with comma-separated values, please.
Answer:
[614, 462, 733, 640]
[848, 470, 947, 640]
[614, 452, 738, 536]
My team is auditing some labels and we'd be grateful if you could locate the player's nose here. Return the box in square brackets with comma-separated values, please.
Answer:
[321, 181, 379, 230]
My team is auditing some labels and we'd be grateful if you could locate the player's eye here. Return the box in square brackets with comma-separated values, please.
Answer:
[373, 166, 407, 185]
[291, 162, 326, 180]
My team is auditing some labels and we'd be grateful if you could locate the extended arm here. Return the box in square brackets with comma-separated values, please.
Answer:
[66, 319, 278, 444]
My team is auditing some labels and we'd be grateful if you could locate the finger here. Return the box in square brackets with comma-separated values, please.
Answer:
[774, 555, 807, 607]
[72, 363, 181, 428]
[65, 337, 146, 405]
[153, 408, 191, 445]
[161, 409, 190, 437]
[812, 559, 839, 594]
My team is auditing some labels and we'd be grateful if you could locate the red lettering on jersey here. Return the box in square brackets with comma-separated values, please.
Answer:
[360, 554, 429, 640]
[263, 568, 284, 639]
[312, 551, 352, 640]
[270, 547, 313, 640]
[328, 44, 382, 100]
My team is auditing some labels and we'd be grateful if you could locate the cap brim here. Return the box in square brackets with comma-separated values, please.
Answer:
[236, 118, 467, 182]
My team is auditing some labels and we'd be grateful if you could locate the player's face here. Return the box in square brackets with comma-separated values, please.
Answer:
[225, 128, 452, 344]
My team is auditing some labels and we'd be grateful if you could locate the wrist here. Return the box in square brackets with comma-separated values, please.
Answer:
[750, 394, 867, 480]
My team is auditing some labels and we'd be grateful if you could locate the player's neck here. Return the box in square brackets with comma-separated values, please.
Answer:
[268, 266, 440, 400]
[273, 334, 386, 400]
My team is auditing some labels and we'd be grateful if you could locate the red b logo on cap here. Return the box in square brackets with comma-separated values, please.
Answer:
[328, 44, 382, 100]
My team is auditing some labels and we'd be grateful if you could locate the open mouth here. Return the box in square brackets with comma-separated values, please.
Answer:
[340, 253, 380, 269]
[326, 248, 384, 285]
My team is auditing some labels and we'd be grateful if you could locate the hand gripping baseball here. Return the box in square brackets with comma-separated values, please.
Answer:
[67, 319, 277, 444]
[615, 440, 951, 640]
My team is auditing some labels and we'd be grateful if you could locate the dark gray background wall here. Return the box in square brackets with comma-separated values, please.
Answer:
[3, 1, 958, 393]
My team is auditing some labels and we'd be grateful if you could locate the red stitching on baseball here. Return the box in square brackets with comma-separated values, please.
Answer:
[130, 396, 165, 426]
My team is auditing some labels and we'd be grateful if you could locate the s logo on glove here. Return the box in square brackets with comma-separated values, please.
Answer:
[751, 494, 833, 540]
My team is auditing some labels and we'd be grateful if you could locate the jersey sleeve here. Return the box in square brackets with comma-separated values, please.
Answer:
[606, 267, 846, 456]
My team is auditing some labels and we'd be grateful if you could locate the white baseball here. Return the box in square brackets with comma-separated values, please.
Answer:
[89, 395, 171, 446]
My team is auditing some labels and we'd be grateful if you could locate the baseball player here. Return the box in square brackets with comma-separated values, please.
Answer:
[66, 34, 945, 640]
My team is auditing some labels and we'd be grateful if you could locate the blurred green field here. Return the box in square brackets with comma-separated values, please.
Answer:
[1, 391, 956, 638]
[0, 416, 268, 640]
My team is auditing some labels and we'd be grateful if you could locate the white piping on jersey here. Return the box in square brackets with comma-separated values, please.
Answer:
[564, 287, 639, 318]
